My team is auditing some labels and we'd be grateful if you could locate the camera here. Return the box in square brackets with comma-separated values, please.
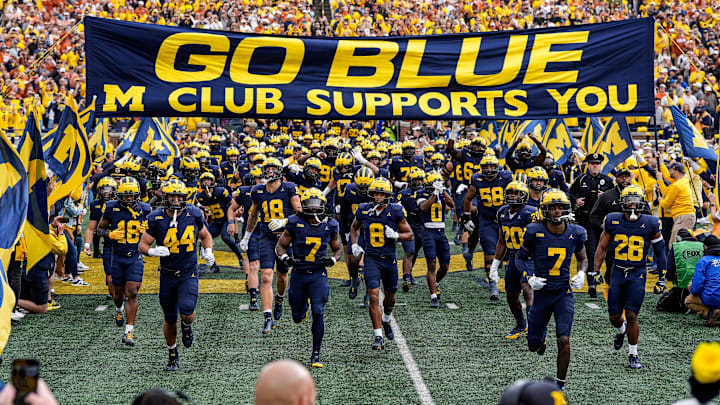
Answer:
[12, 359, 39, 405]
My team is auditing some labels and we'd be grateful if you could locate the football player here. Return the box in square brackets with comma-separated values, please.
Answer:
[416, 172, 454, 308]
[396, 168, 424, 292]
[350, 178, 413, 350]
[239, 158, 301, 334]
[492, 181, 539, 339]
[228, 166, 264, 310]
[462, 155, 513, 300]
[526, 166, 549, 208]
[139, 179, 215, 371]
[389, 140, 424, 187]
[196, 172, 242, 271]
[96, 177, 152, 346]
[506, 133, 547, 176]
[515, 189, 588, 390]
[594, 185, 666, 369]
[275, 188, 342, 368]
[220, 146, 241, 191]
[84, 177, 117, 299]
[340, 167, 374, 304]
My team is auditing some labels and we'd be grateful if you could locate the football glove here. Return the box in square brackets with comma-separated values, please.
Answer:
[351, 244, 364, 257]
[239, 233, 251, 252]
[570, 271, 585, 289]
[384, 225, 399, 240]
[268, 218, 288, 232]
[108, 228, 126, 241]
[393, 181, 408, 190]
[324, 257, 337, 267]
[456, 184, 468, 194]
[352, 148, 367, 165]
[433, 181, 444, 196]
[279, 254, 295, 267]
[528, 275, 547, 290]
[201, 247, 215, 266]
[147, 246, 171, 257]
[461, 213, 475, 232]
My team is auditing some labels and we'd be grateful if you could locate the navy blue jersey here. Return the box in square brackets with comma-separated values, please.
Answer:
[311, 127, 327, 141]
[396, 188, 421, 228]
[236, 162, 251, 184]
[285, 171, 322, 197]
[354, 202, 406, 256]
[458, 150, 483, 184]
[527, 195, 541, 208]
[233, 185, 254, 223]
[497, 205, 539, 253]
[522, 222, 587, 290]
[603, 213, 661, 269]
[548, 168, 568, 192]
[320, 156, 336, 186]
[332, 167, 354, 199]
[90, 198, 110, 244]
[197, 186, 232, 223]
[389, 156, 424, 182]
[220, 161, 240, 189]
[415, 188, 449, 228]
[290, 125, 306, 139]
[210, 146, 226, 163]
[506, 156, 536, 175]
[251, 182, 298, 235]
[170, 173, 199, 205]
[286, 214, 338, 269]
[147, 206, 207, 271]
[339, 183, 370, 230]
[102, 200, 152, 255]
[470, 170, 513, 221]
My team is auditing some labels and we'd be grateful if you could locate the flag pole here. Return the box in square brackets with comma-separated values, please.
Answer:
[653, 115, 661, 169]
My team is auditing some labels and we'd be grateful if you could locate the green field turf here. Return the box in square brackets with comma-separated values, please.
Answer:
[6, 269, 717, 404]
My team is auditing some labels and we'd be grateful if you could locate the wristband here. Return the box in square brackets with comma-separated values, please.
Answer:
[227, 220, 235, 225]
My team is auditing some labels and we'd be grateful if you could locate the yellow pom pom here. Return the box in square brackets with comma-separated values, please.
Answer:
[693, 342, 720, 384]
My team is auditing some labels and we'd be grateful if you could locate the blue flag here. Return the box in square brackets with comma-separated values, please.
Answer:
[477, 120, 500, 148]
[597, 116, 634, 175]
[542, 119, 577, 165]
[0, 129, 29, 355]
[581, 117, 605, 154]
[671, 105, 717, 162]
[128, 118, 180, 162]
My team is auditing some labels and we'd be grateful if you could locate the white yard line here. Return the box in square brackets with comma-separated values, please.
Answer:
[381, 291, 435, 405]
[585, 303, 600, 309]
[446, 303, 459, 309]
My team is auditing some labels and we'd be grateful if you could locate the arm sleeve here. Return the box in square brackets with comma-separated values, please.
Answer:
[652, 237, 668, 280]
[515, 247, 531, 277]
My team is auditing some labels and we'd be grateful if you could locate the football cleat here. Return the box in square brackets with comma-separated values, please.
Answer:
[115, 311, 125, 327]
[122, 331, 135, 346]
[249, 297, 260, 311]
[537, 339, 547, 356]
[614, 332, 626, 350]
[588, 285, 597, 298]
[262, 316, 275, 334]
[208, 264, 220, 274]
[382, 321, 394, 340]
[339, 279, 352, 287]
[629, 354, 642, 369]
[349, 277, 360, 299]
[47, 300, 61, 311]
[372, 336, 385, 351]
[402, 279, 410, 293]
[505, 325, 528, 340]
[363, 293, 369, 308]
[430, 296, 439, 309]
[435, 284, 441, 299]
[181, 322, 193, 348]
[310, 351, 323, 368]
[410, 276, 419, 286]
[273, 295, 284, 320]
[489, 280, 500, 301]
[166, 348, 179, 371]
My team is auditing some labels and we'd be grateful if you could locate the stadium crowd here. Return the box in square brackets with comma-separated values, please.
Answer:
[2, 0, 720, 399]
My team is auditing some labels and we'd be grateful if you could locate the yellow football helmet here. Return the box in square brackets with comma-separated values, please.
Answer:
[336, 152, 355, 178]
[480, 155, 500, 178]
[431, 153, 445, 170]
[269, 122, 279, 131]
[469, 137, 488, 157]
[390, 145, 402, 157]
[304, 157, 322, 181]
[368, 177, 393, 205]
[409, 168, 426, 190]
[527, 166, 549, 192]
[262, 157, 283, 182]
[620, 184, 646, 219]
[180, 156, 200, 181]
[540, 188, 571, 225]
[226, 146, 240, 162]
[252, 153, 266, 165]
[196, 150, 211, 166]
[199, 172, 216, 187]
[97, 177, 118, 200]
[246, 146, 261, 157]
[264, 145, 277, 156]
[516, 140, 533, 160]
[269, 136, 280, 146]
[354, 167, 375, 195]
[367, 150, 382, 162]
[323, 138, 339, 158]
[402, 140, 416, 160]
[504, 181, 529, 206]
[116, 177, 140, 209]
[162, 178, 188, 210]
[424, 172, 443, 190]
[249, 166, 263, 184]
[255, 129, 265, 139]
[300, 187, 327, 224]
[209, 135, 222, 146]
[423, 145, 435, 158]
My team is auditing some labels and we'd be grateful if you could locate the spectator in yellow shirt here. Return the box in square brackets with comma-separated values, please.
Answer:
[657, 161, 697, 244]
